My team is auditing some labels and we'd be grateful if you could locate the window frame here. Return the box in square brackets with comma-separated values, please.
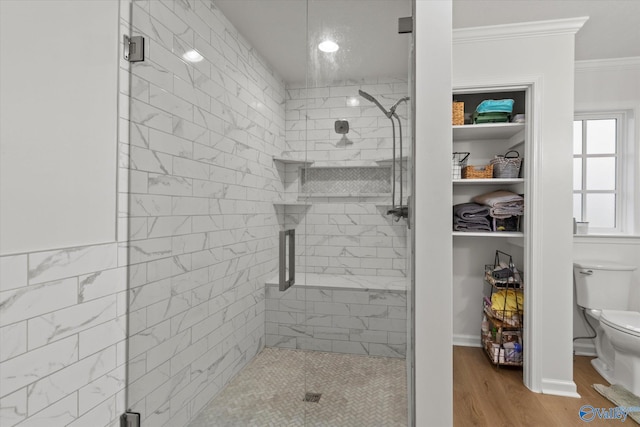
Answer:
[573, 111, 627, 234]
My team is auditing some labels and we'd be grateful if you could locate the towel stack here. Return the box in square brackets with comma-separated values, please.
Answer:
[453, 190, 524, 232]
[473, 190, 524, 231]
[452, 202, 492, 232]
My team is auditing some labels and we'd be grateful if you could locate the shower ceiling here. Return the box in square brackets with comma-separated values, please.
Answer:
[214, 0, 640, 84]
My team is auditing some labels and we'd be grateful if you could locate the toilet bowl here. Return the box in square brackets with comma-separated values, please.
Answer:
[573, 261, 638, 392]
[600, 310, 640, 396]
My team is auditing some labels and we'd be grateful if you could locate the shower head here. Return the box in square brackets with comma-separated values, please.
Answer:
[358, 90, 390, 117]
[389, 96, 410, 116]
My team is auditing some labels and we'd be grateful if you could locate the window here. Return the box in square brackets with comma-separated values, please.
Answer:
[573, 113, 624, 233]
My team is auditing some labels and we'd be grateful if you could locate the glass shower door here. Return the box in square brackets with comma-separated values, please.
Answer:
[298, 1, 413, 424]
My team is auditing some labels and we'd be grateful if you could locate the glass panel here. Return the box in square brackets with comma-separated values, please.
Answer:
[586, 193, 616, 228]
[586, 119, 616, 154]
[573, 158, 582, 190]
[586, 157, 616, 190]
[573, 194, 582, 221]
[304, 0, 412, 423]
[573, 120, 583, 155]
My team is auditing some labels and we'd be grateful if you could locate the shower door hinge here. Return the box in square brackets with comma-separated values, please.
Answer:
[124, 35, 145, 62]
[398, 17, 413, 34]
[120, 411, 141, 427]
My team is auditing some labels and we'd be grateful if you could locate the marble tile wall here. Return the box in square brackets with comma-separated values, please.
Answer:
[0, 244, 128, 427]
[282, 79, 410, 277]
[121, 1, 285, 426]
[265, 283, 407, 358]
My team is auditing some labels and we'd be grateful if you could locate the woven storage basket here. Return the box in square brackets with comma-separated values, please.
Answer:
[452, 101, 464, 125]
[462, 164, 493, 179]
[490, 151, 522, 178]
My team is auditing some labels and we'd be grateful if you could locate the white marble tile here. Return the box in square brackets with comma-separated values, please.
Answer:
[150, 85, 194, 121]
[0, 278, 77, 326]
[0, 255, 27, 292]
[129, 145, 172, 174]
[124, 237, 172, 264]
[130, 98, 172, 133]
[0, 388, 26, 427]
[129, 320, 171, 360]
[128, 360, 170, 408]
[78, 316, 127, 359]
[15, 393, 77, 427]
[146, 329, 191, 371]
[27, 295, 117, 350]
[68, 395, 117, 427]
[0, 336, 78, 397]
[27, 347, 115, 415]
[148, 173, 193, 196]
[28, 244, 117, 285]
[129, 278, 171, 312]
[146, 292, 191, 328]
[0, 321, 26, 362]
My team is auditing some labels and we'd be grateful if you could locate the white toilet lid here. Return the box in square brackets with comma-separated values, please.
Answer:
[600, 310, 640, 337]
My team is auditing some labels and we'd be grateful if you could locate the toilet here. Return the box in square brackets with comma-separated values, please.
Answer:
[573, 261, 640, 395]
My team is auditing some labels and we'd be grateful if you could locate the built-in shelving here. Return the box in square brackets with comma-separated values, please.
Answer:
[453, 178, 524, 185]
[453, 123, 524, 143]
[452, 231, 524, 238]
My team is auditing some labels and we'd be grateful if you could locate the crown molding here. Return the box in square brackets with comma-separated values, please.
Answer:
[453, 17, 589, 44]
[575, 56, 640, 72]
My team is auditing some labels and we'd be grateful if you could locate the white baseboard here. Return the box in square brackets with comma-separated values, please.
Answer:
[573, 341, 596, 356]
[453, 334, 481, 347]
[541, 378, 580, 398]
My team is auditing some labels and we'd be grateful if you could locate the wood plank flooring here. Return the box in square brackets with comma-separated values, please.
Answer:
[453, 346, 630, 426]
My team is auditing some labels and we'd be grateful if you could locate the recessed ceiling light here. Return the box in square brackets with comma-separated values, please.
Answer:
[182, 49, 204, 63]
[318, 40, 339, 53]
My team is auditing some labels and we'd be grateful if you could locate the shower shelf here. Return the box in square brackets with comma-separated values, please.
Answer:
[273, 156, 314, 166]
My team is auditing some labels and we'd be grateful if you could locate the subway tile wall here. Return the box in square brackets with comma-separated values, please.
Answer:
[265, 283, 407, 358]
[121, 1, 285, 426]
[0, 245, 128, 427]
[282, 79, 410, 277]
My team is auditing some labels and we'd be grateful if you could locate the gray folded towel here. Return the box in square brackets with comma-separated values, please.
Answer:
[453, 202, 491, 219]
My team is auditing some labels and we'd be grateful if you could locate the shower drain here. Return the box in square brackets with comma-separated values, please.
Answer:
[303, 392, 322, 403]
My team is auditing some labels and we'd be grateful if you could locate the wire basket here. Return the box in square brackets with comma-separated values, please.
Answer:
[491, 151, 522, 178]
[452, 152, 470, 179]
[462, 164, 493, 179]
[452, 101, 464, 125]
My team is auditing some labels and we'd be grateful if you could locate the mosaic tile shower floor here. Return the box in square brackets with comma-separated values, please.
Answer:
[188, 347, 408, 426]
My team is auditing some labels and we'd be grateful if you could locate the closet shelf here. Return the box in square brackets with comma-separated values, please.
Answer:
[453, 123, 524, 142]
[453, 178, 523, 185]
[452, 231, 524, 238]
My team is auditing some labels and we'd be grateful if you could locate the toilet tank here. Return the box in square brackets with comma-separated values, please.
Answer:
[574, 261, 637, 310]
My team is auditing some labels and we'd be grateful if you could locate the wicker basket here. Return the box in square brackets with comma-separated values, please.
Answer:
[491, 151, 522, 178]
[462, 164, 493, 179]
[452, 101, 464, 125]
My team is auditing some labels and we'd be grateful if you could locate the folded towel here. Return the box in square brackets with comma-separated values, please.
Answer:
[472, 190, 524, 219]
[453, 216, 492, 232]
[453, 203, 490, 219]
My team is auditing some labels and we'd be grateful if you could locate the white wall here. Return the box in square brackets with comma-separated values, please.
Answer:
[414, 1, 453, 425]
[0, 0, 118, 255]
[0, 2, 126, 427]
[452, 18, 585, 396]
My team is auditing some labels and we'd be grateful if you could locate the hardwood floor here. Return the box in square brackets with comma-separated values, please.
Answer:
[453, 346, 628, 426]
